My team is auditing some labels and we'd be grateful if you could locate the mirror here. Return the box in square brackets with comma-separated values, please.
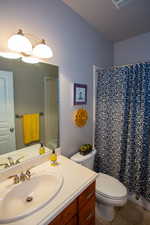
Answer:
[0, 57, 59, 167]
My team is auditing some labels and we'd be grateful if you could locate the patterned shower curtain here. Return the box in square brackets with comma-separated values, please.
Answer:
[95, 63, 150, 201]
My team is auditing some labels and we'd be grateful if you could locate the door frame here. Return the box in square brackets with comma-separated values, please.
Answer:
[0, 70, 16, 153]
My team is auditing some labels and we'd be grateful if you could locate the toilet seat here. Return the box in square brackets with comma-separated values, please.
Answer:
[70, 150, 127, 221]
[96, 173, 127, 200]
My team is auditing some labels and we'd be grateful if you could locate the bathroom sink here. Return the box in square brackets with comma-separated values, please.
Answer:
[0, 171, 63, 223]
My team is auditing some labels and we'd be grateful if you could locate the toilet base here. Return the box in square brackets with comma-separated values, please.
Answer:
[96, 202, 115, 221]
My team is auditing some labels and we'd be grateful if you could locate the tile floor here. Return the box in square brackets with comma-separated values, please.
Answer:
[95, 201, 150, 225]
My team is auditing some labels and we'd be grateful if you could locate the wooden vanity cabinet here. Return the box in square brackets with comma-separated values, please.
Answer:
[78, 182, 95, 225]
[48, 181, 95, 225]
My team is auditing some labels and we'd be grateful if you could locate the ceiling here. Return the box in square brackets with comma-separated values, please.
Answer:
[62, 0, 150, 42]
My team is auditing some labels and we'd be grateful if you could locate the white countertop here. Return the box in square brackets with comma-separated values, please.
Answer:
[1, 155, 97, 225]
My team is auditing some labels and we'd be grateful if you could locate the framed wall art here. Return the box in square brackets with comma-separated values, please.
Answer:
[74, 83, 87, 105]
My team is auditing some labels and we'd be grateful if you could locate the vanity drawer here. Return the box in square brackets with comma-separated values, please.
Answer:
[78, 196, 95, 225]
[78, 182, 95, 209]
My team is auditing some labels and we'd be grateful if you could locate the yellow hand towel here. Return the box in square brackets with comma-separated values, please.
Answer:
[23, 114, 40, 145]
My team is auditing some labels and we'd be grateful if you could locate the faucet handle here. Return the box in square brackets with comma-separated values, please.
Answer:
[14, 175, 20, 184]
[26, 170, 31, 179]
[20, 172, 26, 182]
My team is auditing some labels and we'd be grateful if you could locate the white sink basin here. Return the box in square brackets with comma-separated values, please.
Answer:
[0, 171, 63, 223]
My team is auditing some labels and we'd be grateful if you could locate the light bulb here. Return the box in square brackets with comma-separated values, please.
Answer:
[8, 29, 32, 55]
[33, 39, 53, 59]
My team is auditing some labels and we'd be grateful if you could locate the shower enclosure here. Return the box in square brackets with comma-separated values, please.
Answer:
[94, 63, 150, 210]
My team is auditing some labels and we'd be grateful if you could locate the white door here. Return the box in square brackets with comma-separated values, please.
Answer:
[0, 71, 16, 154]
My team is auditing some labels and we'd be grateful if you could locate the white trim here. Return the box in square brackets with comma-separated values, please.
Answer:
[92, 65, 96, 149]
[44, 76, 51, 146]
[92, 65, 103, 149]
[9, 72, 16, 150]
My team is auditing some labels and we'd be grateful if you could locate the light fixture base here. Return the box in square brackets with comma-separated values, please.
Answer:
[17, 29, 24, 35]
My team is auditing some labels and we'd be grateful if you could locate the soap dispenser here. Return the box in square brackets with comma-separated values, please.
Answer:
[50, 149, 57, 166]
[39, 143, 45, 155]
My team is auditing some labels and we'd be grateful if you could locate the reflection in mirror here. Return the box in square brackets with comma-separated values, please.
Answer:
[0, 57, 59, 166]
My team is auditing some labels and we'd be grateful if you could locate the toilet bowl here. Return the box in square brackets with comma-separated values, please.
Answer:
[70, 150, 127, 221]
[95, 173, 127, 221]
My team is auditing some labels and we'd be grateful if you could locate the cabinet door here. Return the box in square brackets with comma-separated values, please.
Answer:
[61, 200, 77, 224]
[48, 182, 96, 225]
[66, 216, 77, 225]
[78, 182, 96, 225]
[49, 214, 61, 225]
[78, 182, 95, 209]
[78, 196, 95, 225]
[48, 199, 77, 225]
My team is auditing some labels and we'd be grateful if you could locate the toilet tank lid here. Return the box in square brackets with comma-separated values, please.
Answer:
[70, 149, 96, 163]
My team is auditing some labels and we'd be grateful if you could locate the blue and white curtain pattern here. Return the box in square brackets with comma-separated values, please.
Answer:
[95, 63, 150, 201]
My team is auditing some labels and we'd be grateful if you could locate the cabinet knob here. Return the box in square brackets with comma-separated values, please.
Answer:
[10, 128, 14, 133]
[86, 213, 92, 221]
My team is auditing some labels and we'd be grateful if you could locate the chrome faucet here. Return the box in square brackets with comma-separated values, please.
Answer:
[13, 175, 20, 184]
[0, 156, 24, 169]
[12, 170, 31, 184]
[20, 170, 31, 182]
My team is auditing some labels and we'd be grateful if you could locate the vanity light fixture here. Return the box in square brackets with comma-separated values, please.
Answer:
[33, 39, 53, 59]
[0, 29, 53, 63]
[8, 29, 32, 55]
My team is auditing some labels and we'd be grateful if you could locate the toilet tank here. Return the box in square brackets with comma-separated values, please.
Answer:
[70, 149, 96, 170]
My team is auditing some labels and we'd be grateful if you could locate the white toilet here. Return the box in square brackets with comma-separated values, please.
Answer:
[71, 149, 127, 221]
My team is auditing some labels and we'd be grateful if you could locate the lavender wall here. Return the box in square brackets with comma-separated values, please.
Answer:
[0, 0, 113, 156]
[114, 32, 150, 66]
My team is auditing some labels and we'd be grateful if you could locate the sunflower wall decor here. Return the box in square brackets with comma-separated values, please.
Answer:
[73, 108, 88, 127]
